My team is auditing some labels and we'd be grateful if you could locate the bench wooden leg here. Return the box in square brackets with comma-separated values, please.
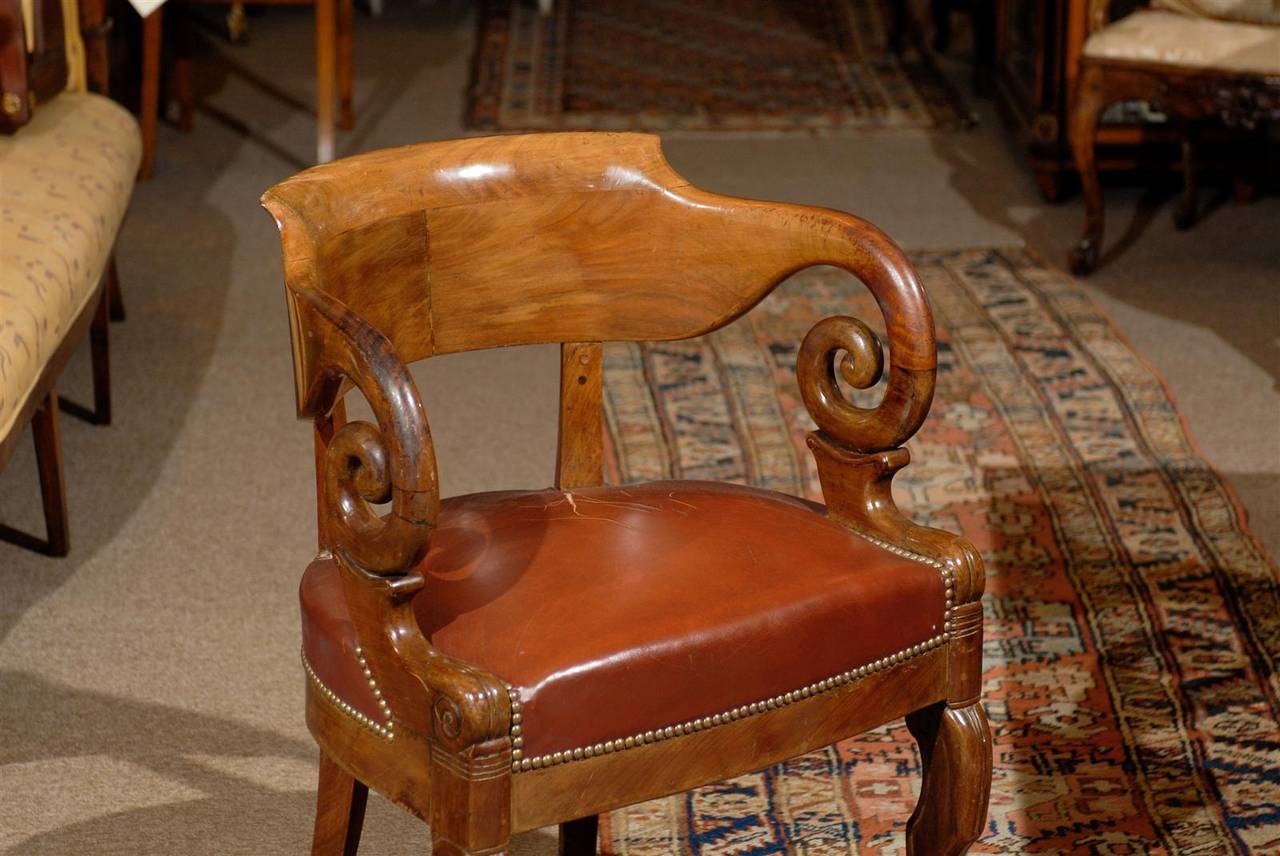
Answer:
[33, 390, 69, 557]
[107, 254, 125, 322]
[89, 287, 112, 426]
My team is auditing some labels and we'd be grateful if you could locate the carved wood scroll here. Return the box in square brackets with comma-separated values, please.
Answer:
[292, 286, 439, 575]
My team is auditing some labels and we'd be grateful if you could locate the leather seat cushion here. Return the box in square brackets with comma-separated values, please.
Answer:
[300, 481, 948, 760]
[1084, 9, 1280, 75]
[0, 93, 140, 440]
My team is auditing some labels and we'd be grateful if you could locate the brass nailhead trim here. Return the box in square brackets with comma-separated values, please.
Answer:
[302, 646, 395, 740]
[509, 532, 958, 773]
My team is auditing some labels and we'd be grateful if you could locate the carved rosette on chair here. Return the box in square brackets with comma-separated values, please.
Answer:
[263, 132, 993, 856]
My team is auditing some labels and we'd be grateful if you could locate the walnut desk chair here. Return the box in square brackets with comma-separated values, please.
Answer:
[262, 132, 993, 856]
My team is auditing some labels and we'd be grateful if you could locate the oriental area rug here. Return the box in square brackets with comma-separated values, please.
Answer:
[467, 0, 971, 132]
[598, 248, 1280, 854]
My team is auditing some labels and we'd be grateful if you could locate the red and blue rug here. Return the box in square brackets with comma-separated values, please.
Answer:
[468, 0, 971, 132]
[599, 248, 1280, 854]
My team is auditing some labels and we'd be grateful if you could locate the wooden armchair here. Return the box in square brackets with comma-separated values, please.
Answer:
[1067, 0, 1280, 274]
[261, 133, 992, 856]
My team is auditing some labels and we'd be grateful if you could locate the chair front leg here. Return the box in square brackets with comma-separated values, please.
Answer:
[428, 736, 512, 856]
[1069, 62, 1107, 275]
[312, 750, 368, 856]
[905, 701, 993, 855]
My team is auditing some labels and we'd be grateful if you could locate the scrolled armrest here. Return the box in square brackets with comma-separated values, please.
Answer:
[796, 216, 936, 453]
[292, 286, 440, 575]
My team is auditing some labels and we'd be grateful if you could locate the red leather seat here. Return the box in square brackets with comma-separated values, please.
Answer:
[300, 480, 947, 763]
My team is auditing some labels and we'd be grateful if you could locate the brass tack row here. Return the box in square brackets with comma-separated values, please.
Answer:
[302, 647, 395, 740]
[509, 631, 949, 773]
[508, 685, 525, 761]
[851, 527, 957, 631]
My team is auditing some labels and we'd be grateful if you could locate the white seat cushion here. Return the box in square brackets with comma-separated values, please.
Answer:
[1152, 0, 1280, 27]
[1084, 9, 1280, 75]
[0, 93, 140, 439]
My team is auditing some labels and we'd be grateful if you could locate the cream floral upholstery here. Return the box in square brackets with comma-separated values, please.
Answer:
[1084, 9, 1280, 74]
[1151, 0, 1280, 26]
[0, 93, 140, 438]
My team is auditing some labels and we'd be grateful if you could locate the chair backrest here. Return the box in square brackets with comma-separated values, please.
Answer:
[262, 131, 932, 400]
[264, 130, 940, 568]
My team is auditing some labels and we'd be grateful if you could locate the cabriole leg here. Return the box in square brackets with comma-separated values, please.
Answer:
[905, 701, 992, 856]
[1068, 63, 1107, 275]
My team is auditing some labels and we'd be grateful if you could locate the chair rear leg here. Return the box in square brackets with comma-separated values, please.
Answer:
[33, 390, 69, 557]
[312, 750, 368, 856]
[559, 815, 598, 856]
[905, 701, 992, 856]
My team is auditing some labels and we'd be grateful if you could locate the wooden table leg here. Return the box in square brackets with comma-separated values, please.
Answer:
[139, 8, 163, 180]
[337, 0, 354, 131]
[315, 0, 337, 163]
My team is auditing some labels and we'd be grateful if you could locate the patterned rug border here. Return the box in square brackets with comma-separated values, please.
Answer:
[1010, 241, 1280, 583]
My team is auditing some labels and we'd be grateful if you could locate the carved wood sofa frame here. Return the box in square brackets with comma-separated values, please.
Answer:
[262, 132, 993, 856]
[1068, 3, 1280, 275]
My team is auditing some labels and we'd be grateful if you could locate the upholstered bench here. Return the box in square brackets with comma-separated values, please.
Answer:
[0, 0, 140, 553]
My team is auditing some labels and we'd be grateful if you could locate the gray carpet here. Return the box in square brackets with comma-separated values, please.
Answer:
[1, 2, 1276, 852]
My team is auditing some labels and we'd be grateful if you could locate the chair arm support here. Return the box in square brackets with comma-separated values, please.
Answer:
[292, 286, 439, 576]
[807, 436, 986, 706]
[795, 216, 936, 455]
[294, 288, 511, 746]
[336, 562, 512, 745]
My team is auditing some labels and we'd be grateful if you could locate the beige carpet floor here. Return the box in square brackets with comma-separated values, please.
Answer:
[1, 3, 1276, 853]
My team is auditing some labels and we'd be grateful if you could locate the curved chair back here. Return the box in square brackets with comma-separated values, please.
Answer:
[262, 133, 934, 410]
